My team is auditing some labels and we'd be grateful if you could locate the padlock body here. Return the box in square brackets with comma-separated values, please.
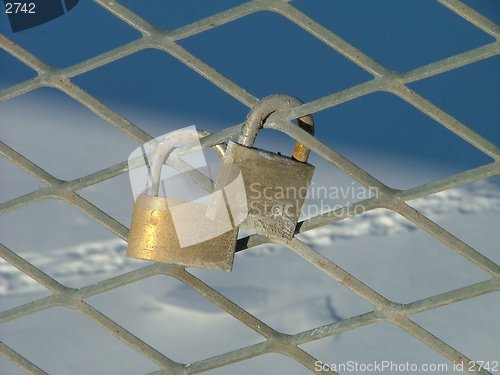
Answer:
[218, 141, 315, 239]
[127, 195, 237, 271]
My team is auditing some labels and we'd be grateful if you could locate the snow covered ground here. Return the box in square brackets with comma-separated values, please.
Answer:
[1, 96, 499, 374]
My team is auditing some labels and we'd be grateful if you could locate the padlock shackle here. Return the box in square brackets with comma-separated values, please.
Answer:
[146, 131, 202, 196]
[239, 94, 314, 163]
[213, 143, 227, 159]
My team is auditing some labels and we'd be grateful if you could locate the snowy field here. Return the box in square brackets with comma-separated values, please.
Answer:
[1, 95, 499, 375]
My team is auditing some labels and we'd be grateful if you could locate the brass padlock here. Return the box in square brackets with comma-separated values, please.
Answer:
[216, 94, 315, 240]
[126, 131, 238, 271]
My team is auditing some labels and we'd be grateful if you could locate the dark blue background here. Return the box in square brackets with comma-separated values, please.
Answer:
[1, 0, 498, 188]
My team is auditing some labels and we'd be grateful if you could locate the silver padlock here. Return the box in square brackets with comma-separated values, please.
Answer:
[216, 94, 315, 240]
[126, 132, 238, 271]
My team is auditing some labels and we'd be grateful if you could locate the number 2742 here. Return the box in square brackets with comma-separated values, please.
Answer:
[5, 3, 36, 14]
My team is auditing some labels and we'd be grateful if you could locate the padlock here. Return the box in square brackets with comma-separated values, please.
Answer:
[216, 94, 315, 240]
[126, 131, 238, 271]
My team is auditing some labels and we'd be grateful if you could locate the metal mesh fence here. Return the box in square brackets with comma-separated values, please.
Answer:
[0, 0, 499, 374]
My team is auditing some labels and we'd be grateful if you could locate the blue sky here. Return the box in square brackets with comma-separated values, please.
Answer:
[1, 0, 499, 188]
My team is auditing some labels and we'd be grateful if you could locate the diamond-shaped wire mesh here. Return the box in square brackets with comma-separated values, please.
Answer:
[1, 0, 499, 374]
